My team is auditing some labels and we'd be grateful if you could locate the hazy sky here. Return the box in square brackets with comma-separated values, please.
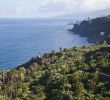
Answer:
[0, 0, 110, 18]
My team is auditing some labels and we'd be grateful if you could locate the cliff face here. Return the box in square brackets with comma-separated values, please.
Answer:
[71, 15, 110, 43]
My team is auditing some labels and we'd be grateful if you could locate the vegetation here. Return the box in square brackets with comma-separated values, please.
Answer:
[0, 41, 110, 100]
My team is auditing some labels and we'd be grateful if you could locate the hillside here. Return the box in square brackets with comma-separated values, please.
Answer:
[70, 15, 110, 43]
[100, 37, 110, 44]
[0, 42, 110, 100]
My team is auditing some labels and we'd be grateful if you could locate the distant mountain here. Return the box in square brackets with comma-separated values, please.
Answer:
[57, 8, 110, 20]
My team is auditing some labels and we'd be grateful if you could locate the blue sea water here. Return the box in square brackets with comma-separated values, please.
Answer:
[0, 18, 89, 69]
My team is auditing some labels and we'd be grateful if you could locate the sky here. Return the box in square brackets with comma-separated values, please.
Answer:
[0, 0, 110, 18]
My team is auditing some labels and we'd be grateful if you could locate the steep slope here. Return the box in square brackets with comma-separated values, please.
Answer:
[0, 43, 110, 100]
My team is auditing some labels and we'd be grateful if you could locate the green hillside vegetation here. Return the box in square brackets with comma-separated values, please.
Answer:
[0, 42, 110, 100]
[70, 15, 110, 43]
[100, 37, 110, 44]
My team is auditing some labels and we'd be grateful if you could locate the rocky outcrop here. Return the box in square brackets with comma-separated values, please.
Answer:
[70, 15, 110, 43]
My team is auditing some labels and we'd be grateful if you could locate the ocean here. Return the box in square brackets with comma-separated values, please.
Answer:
[0, 18, 89, 69]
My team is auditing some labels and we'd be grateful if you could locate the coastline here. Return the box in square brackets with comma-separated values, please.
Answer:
[69, 30, 109, 44]
[69, 14, 110, 44]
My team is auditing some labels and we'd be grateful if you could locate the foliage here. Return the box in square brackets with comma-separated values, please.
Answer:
[0, 43, 110, 100]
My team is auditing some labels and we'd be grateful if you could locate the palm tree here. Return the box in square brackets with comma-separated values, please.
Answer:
[18, 67, 26, 83]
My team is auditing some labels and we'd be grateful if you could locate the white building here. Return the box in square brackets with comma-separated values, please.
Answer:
[100, 32, 105, 36]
